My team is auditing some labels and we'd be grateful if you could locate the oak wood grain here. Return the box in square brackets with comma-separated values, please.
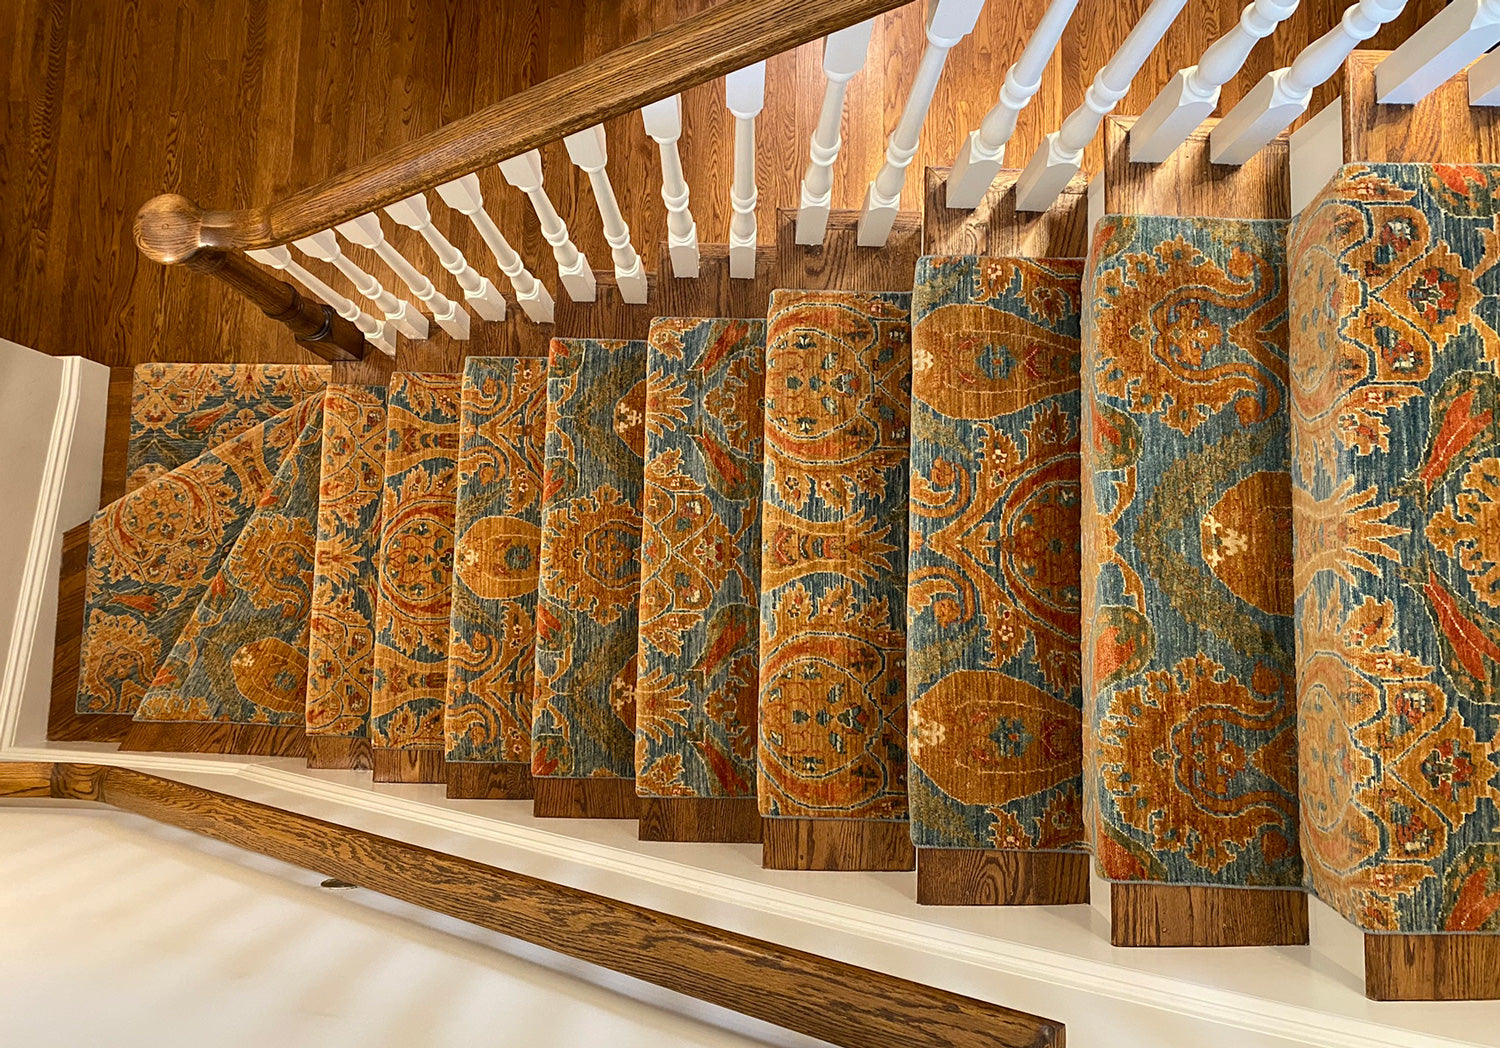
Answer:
[100, 367, 134, 505]
[0, 762, 54, 798]
[762, 818, 916, 872]
[1341, 50, 1500, 165]
[638, 797, 764, 843]
[1110, 884, 1309, 947]
[923, 168, 1089, 258]
[533, 777, 642, 820]
[31, 762, 1061, 1048]
[372, 747, 446, 784]
[917, 849, 1090, 906]
[774, 209, 923, 292]
[305, 736, 373, 772]
[1365, 933, 1500, 1001]
[446, 761, 535, 801]
[1101, 116, 1290, 220]
[552, 271, 664, 343]
[119, 721, 308, 757]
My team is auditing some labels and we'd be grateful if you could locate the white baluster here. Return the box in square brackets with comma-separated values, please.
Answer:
[1211, 0, 1407, 165]
[795, 20, 875, 245]
[726, 62, 767, 279]
[1130, 0, 1301, 163]
[858, 0, 987, 246]
[946, 0, 1079, 208]
[384, 191, 507, 324]
[248, 246, 396, 357]
[435, 174, 555, 324]
[497, 149, 597, 303]
[335, 213, 471, 340]
[292, 230, 428, 341]
[641, 95, 700, 279]
[1015, 0, 1190, 212]
[1378, 0, 1500, 104]
[563, 125, 649, 305]
[1471, 46, 1500, 104]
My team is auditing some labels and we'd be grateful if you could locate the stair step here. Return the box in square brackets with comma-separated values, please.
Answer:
[531, 338, 647, 813]
[635, 317, 766, 841]
[444, 356, 548, 799]
[906, 255, 1088, 892]
[369, 372, 462, 784]
[304, 384, 387, 769]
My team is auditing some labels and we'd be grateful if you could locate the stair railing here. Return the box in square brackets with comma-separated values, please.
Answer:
[944, 0, 1079, 209]
[641, 96, 701, 279]
[564, 124, 650, 305]
[1210, 0, 1408, 165]
[1129, 0, 1301, 163]
[1013, 0, 1190, 212]
[1376, 0, 1500, 104]
[726, 62, 768, 279]
[795, 20, 876, 245]
[133, 0, 911, 359]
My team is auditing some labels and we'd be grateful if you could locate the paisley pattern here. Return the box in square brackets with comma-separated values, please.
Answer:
[370, 374, 461, 755]
[1084, 216, 1300, 886]
[908, 256, 1085, 851]
[636, 318, 765, 799]
[133, 403, 323, 726]
[126, 363, 329, 492]
[445, 358, 547, 769]
[532, 339, 647, 780]
[305, 386, 387, 739]
[1291, 164, 1500, 932]
[758, 290, 911, 821]
[77, 397, 322, 716]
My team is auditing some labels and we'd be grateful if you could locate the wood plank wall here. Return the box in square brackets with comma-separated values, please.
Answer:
[1, 0, 1439, 369]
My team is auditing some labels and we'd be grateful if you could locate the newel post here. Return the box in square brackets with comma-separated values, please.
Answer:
[134, 194, 365, 362]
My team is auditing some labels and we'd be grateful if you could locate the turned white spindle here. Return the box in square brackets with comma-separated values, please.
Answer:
[292, 230, 427, 341]
[1130, 0, 1301, 163]
[726, 62, 767, 279]
[795, 20, 875, 245]
[384, 191, 507, 324]
[1015, 0, 1190, 212]
[641, 95, 700, 279]
[946, 0, 1079, 209]
[248, 246, 396, 357]
[1378, 0, 1500, 104]
[1211, 0, 1408, 165]
[336, 213, 471, 341]
[435, 174, 554, 324]
[497, 149, 596, 303]
[563, 125, 649, 305]
[858, 0, 987, 246]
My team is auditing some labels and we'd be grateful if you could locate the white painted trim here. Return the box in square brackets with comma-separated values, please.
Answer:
[1289, 99, 1345, 216]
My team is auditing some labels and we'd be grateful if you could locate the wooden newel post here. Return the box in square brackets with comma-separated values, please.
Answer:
[135, 193, 365, 362]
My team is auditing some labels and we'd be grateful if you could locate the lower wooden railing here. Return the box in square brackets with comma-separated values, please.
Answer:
[0, 760, 1063, 1048]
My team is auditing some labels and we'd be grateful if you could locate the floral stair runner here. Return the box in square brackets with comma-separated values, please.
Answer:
[531, 338, 648, 818]
[370, 373, 462, 783]
[304, 385, 387, 769]
[123, 398, 325, 755]
[756, 289, 914, 869]
[444, 357, 548, 799]
[635, 317, 766, 840]
[906, 256, 1088, 903]
[1082, 216, 1302, 919]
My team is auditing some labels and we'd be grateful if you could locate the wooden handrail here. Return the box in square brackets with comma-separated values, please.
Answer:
[2, 760, 1064, 1048]
[135, 0, 912, 264]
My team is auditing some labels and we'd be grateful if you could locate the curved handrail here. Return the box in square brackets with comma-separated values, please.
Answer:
[135, 0, 912, 264]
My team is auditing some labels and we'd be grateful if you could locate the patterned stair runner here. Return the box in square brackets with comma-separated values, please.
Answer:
[532, 337, 647, 816]
[757, 289, 913, 844]
[76, 396, 324, 720]
[444, 357, 548, 799]
[124, 399, 325, 755]
[125, 362, 328, 492]
[906, 256, 1087, 899]
[304, 385, 387, 768]
[1082, 215, 1300, 890]
[370, 373, 462, 783]
[636, 317, 766, 824]
[1291, 163, 1500, 933]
